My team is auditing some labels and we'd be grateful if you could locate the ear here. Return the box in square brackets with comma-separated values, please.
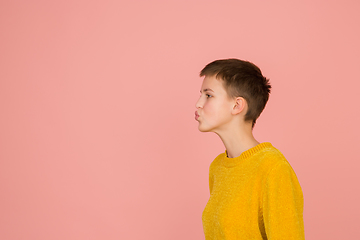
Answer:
[232, 97, 246, 115]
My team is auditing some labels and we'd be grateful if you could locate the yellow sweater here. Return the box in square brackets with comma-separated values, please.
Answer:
[202, 142, 304, 240]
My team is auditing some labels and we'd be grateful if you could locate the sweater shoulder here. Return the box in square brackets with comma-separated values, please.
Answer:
[255, 146, 294, 175]
[209, 152, 225, 171]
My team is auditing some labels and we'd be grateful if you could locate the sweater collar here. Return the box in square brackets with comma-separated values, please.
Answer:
[222, 142, 273, 167]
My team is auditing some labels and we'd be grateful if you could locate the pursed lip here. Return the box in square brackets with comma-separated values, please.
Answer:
[195, 111, 199, 121]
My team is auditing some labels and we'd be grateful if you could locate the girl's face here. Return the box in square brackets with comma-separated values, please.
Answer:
[195, 76, 235, 133]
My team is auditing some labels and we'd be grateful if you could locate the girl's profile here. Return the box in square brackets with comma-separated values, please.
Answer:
[195, 59, 304, 240]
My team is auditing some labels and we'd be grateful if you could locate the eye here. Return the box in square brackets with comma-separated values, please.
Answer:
[206, 94, 212, 98]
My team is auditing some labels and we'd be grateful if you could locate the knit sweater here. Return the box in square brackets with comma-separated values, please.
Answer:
[202, 142, 304, 240]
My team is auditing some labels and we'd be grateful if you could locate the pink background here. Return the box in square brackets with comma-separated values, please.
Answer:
[1, 1, 359, 239]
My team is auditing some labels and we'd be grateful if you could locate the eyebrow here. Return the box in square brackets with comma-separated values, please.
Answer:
[200, 88, 214, 93]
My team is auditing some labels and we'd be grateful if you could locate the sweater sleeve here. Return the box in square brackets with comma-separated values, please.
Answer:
[262, 162, 305, 240]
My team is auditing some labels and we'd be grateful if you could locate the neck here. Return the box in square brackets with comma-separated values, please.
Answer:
[215, 123, 259, 158]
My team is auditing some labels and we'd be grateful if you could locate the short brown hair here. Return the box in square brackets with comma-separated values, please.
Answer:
[200, 59, 271, 127]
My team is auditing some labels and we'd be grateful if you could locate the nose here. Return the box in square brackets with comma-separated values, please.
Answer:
[195, 95, 203, 109]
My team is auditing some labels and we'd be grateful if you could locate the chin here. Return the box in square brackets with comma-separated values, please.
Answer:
[198, 124, 212, 133]
[198, 125, 206, 132]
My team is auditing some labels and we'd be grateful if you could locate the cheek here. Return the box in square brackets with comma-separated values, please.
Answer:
[203, 102, 215, 114]
[203, 103, 221, 119]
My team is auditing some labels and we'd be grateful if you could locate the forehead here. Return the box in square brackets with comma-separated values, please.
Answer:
[201, 75, 226, 92]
